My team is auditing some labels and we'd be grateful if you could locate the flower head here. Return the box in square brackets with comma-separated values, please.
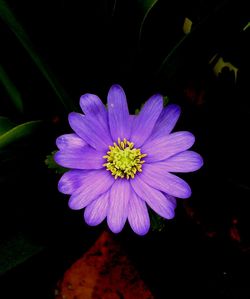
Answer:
[55, 85, 203, 235]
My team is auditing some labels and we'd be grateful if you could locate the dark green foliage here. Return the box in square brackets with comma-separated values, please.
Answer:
[0, 0, 75, 112]
[0, 64, 23, 112]
[0, 232, 44, 275]
[0, 117, 42, 150]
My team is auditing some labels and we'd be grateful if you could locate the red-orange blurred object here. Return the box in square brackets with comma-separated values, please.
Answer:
[55, 231, 154, 299]
[230, 218, 241, 242]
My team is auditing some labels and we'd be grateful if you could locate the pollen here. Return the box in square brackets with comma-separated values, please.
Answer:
[103, 138, 147, 179]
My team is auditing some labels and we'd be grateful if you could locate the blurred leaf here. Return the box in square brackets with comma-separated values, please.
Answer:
[0, 116, 15, 136]
[158, 34, 187, 77]
[45, 151, 68, 174]
[0, 119, 42, 150]
[163, 96, 169, 106]
[183, 17, 193, 34]
[243, 22, 250, 31]
[0, 64, 23, 112]
[0, 232, 44, 274]
[0, 0, 74, 111]
[111, 0, 117, 16]
[134, 108, 140, 115]
[138, 0, 158, 40]
[210, 54, 238, 82]
[149, 210, 166, 232]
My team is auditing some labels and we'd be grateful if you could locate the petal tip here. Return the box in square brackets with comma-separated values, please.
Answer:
[197, 154, 204, 169]
[168, 103, 181, 114]
[58, 178, 68, 194]
[79, 93, 91, 105]
[80, 93, 102, 111]
[68, 112, 79, 125]
[166, 209, 176, 219]
[108, 224, 123, 234]
[68, 199, 79, 210]
[68, 194, 83, 210]
[183, 186, 192, 199]
[53, 151, 61, 165]
[133, 225, 150, 236]
[110, 84, 123, 91]
[148, 93, 164, 105]
[185, 131, 196, 147]
[152, 93, 163, 99]
[107, 213, 126, 234]
[55, 136, 61, 149]
[84, 213, 99, 226]
[108, 84, 126, 101]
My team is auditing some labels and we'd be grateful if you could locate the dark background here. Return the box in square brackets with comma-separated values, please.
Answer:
[1, 0, 250, 298]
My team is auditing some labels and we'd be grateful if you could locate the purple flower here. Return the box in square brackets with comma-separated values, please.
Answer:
[55, 85, 203, 235]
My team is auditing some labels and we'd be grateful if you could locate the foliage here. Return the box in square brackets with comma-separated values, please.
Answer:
[0, 117, 42, 150]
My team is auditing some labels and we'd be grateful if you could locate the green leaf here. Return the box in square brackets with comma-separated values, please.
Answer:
[149, 210, 166, 232]
[0, 116, 15, 136]
[0, 0, 75, 111]
[243, 21, 250, 31]
[158, 34, 188, 77]
[45, 151, 68, 174]
[138, 0, 158, 41]
[0, 232, 44, 274]
[0, 64, 23, 112]
[163, 96, 169, 106]
[0, 119, 42, 150]
[210, 54, 238, 82]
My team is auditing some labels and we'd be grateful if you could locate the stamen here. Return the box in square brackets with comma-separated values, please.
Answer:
[103, 138, 147, 179]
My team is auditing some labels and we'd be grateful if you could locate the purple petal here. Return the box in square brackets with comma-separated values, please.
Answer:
[68, 170, 114, 210]
[68, 112, 112, 150]
[130, 94, 163, 147]
[130, 114, 136, 124]
[161, 151, 204, 172]
[128, 192, 150, 235]
[80, 93, 109, 131]
[84, 190, 110, 226]
[139, 163, 191, 198]
[130, 176, 176, 219]
[107, 85, 131, 141]
[149, 104, 181, 140]
[142, 131, 195, 163]
[58, 170, 88, 194]
[107, 179, 131, 233]
[163, 193, 177, 208]
[56, 133, 86, 151]
[54, 146, 105, 170]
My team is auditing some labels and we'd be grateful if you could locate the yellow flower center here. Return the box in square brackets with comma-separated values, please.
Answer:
[103, 138, 147, 179]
